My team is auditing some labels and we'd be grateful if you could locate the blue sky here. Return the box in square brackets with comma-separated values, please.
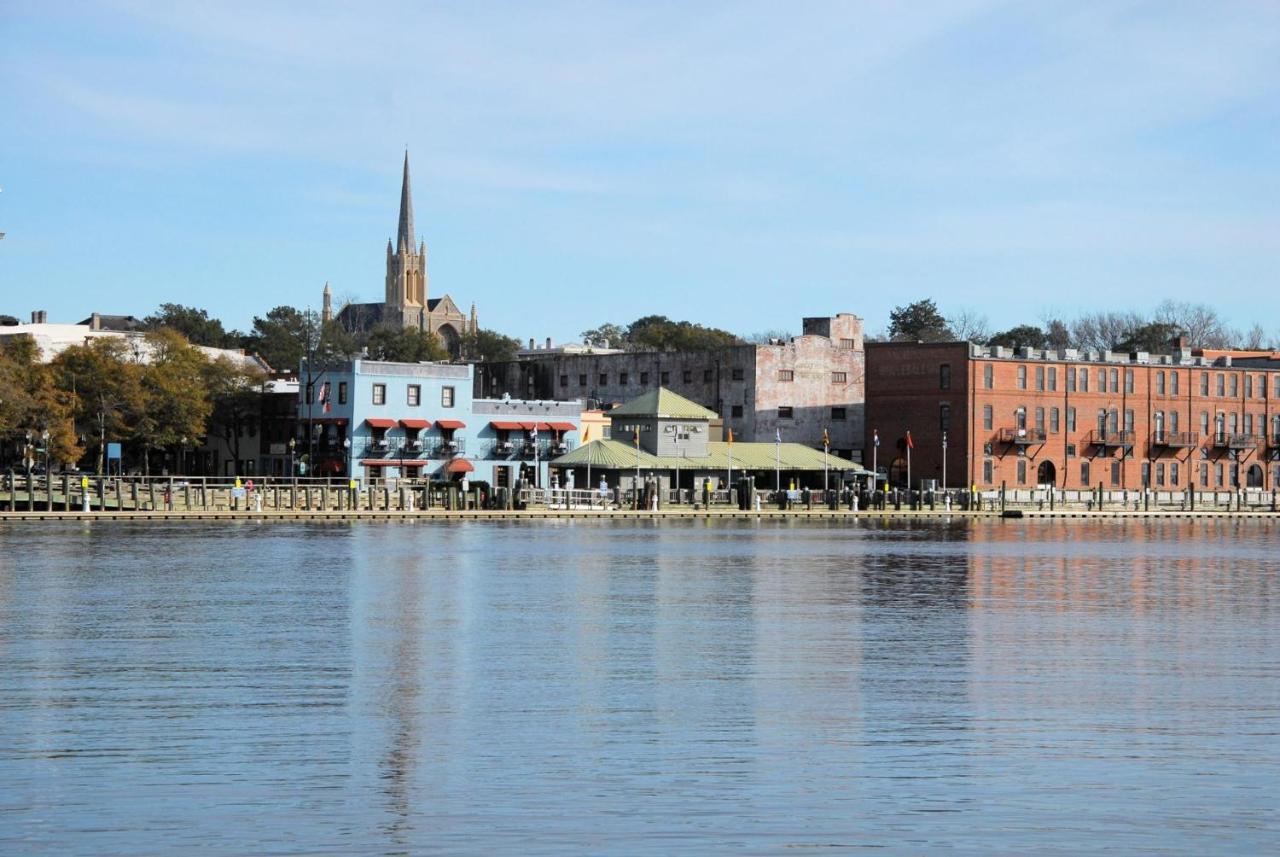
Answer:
[2, 1, 1277, 341]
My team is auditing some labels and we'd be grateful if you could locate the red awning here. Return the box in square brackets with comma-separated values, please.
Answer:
[360, 459, 393, 466]
[489, 421, 524, 430]
[400, 418, 431, 429]
[519, 421, 552, 431]
[435, 419, 466, 429]
[444, 458, 475, 473]
[548, 422, 577, 432]
[365, 417, 397, 429]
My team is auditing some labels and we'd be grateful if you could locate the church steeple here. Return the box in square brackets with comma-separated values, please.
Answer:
[386, 151, 426, 311]
[396, 150, 414, 252]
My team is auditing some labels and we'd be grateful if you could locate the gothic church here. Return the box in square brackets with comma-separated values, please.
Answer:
[327, 152, 477, 355]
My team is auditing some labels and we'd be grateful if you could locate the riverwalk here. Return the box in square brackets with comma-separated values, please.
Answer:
[2, 507, 1277, 523]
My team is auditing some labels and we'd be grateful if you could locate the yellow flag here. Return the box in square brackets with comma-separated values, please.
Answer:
[727, 428, 734, 444]
[634, 427, 640, 445]
[582, 425, 589, 442]
[823, 428, 830, 448]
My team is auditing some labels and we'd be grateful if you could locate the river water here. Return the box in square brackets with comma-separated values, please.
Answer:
[1, 518, 1277, 855]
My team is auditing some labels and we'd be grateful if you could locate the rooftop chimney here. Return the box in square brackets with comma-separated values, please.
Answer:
[31, 310, 47, 324]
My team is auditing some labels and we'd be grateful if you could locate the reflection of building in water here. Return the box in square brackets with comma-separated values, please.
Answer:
[964, 520, 1279, 722]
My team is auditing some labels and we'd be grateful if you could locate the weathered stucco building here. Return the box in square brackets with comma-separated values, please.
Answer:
[476, 313, 866, 460]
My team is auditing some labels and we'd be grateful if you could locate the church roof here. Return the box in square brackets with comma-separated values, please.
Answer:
[397, 150, 414, 251]
[608, 388, 718, 420]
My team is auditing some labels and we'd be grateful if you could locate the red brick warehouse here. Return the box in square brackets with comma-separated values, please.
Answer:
[865, 342, 1280, 492]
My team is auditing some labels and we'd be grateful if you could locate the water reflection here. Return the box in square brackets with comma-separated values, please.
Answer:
[1, 518, 1277, 855]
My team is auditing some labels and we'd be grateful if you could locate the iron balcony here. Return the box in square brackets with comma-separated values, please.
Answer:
[1212, 433, 1263, 450]
[1150, 431, 1199, 449]
[1087, 429, 1135, 449]
[997, 427, 1047, 446]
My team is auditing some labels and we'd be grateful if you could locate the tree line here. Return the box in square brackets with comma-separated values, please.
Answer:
[142, 303, 524, 369]
[0, 329, 265, 474]
[879, 299, 1279, 353]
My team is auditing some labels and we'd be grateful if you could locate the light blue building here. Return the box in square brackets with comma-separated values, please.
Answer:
[298, 359, 579, 486]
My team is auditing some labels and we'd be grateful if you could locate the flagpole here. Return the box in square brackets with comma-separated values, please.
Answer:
[726, 430, 733, 494]
[774, 428, 780, 492]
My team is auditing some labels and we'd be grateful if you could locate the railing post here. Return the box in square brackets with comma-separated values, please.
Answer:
[1000, 481, 1006, 513]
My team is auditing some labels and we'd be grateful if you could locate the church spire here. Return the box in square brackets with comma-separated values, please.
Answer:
[396, 150, 414, 252]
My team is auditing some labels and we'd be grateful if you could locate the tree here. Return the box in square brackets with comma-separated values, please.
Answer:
[1153, 301, 1230, 349]
[988, 325, 1048, 350]
[580, 323, 627, 349]
[136, 329, 212, 476]
[1069, 311, 1145, 352]
[363, 326, 449, 363]
[1043, 317, 1071, 350]
[143, 303, 239, 347]
[203, 356, 267, 474]
[888, 299, 952, 342]
[51, 337, 146, 474]
[948, 308, 991, 344]
[0, 338, 81, 468]
[242, 306, 356, 371]
[742, 329, 795, 344]
[461, 328, 521, 363]
[243, 306, 310, 372]
[1115, 321, 1182, 354]
[625, 315, 740, 351]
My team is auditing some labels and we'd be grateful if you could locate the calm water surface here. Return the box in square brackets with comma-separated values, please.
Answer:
[1, 518, 1277, 855]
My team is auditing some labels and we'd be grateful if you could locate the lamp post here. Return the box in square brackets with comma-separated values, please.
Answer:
[343, 437, 351, 478]
[942, 431, 948, 494]
[289, 437, 297, 480]
[872, 429, 880, 491]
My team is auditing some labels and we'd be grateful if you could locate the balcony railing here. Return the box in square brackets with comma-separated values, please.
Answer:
[1150, 431, 1199, 449]
[997, 427, 1047, 446]
[1212, 433, 1263, 450]
[1087, 429, 1135, 448]
[357, 436, 465, 459]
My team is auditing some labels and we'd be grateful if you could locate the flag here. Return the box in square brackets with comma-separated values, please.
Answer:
[633, 427, 640, 445]
[873, 430, 880, 448]
[775, 427, 781, 443]
[906, 430, 914, 449]
[823, 428, 830, 448]
[581, 425, 589, 442]
[727, 428, 733, 445]
[531, 424, 539, 441]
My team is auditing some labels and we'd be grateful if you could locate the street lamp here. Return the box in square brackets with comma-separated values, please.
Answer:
[343, 437, 351, 478]
[289, 437, 297, 478]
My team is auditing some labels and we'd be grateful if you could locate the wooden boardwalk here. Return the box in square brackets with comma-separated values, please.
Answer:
[1, 508, 1277, 523]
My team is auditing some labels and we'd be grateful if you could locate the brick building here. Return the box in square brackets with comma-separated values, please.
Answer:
[866, 342, 1280, 492]
[476, 313, 866, 460]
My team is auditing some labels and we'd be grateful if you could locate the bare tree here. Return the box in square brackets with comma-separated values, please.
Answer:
[1069, 311, 1146, 352]
[742, 329, 795, 344]
[948, 308, 991, 344]
[1237, 323, 1267, 351]
[1152, 300, 1231, 349]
